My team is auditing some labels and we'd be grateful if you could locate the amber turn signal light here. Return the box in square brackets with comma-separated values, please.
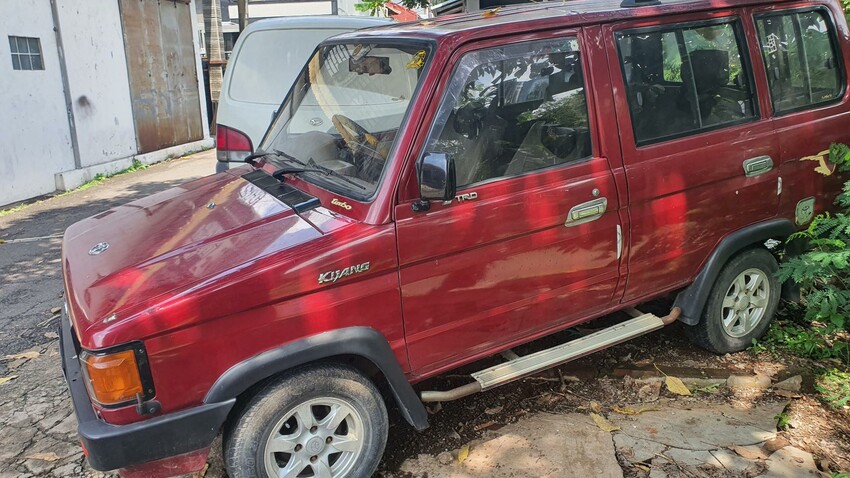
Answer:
[80, 349, 144, 406]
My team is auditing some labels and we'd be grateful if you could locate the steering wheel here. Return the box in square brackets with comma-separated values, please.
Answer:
[331, 114, 389, 161]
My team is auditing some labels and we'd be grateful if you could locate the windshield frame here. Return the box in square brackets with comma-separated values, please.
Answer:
[257, 36, 437, 204]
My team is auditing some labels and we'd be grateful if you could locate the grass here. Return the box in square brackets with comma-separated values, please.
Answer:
[0, 159, 150, 217]
[751, 305, 850, 411]
[68, 159, 149, 193]
[817, 369, 850, 409]
[751, 303, 850, 365]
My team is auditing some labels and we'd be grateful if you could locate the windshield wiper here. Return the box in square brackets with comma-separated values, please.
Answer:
[304, 158, 367, 190]
[246, 150, 325, 177]
[243, 149, 306, 165]
[272, 150, 367, 191]
[243, 150, 275, 163]
[271, 166, 328, 180]
[251, 149, 367, 191]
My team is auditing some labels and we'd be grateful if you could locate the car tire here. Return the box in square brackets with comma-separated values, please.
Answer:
[684, 247, 780, 354]
[224, 363, 388, 478]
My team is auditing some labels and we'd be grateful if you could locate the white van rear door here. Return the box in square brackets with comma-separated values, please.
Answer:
[220, 28, 351, 147]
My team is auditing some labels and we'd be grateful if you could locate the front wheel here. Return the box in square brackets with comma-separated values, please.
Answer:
[684, 247, 781, 354]
[224, 364, 388, 478]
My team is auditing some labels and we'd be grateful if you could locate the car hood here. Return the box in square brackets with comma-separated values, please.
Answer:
[62, 170, 324, 345]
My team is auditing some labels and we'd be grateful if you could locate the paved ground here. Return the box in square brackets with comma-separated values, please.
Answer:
[0, 341, 823, 477]
[0, 151, 831, 477]
[397, 402, 819, 478]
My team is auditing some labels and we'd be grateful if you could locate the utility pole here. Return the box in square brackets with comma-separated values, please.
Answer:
[203, 0, 225, 132]
[237, 0, 248, 31]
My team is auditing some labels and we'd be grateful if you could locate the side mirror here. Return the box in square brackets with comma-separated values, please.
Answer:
[418, 152, 456, 202]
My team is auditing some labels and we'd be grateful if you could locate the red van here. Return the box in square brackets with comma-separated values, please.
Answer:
[60, 0, 848, 476]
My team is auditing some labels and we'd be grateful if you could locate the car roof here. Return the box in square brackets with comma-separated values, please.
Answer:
[330, 0, 804, 43]
[244, 15, 392, 33]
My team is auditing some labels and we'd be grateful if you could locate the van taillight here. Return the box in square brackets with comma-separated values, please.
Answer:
[216, 125, 253, 163]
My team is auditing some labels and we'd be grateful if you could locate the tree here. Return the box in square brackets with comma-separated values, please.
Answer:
[355, 0, 388, 16]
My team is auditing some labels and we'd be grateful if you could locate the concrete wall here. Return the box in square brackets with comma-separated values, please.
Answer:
[227, 2, 332, 18]
[55, 0, 137, 168]
[0, 0, 76, 207]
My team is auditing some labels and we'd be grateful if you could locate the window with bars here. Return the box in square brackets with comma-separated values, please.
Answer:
[9, 36, 44, 71]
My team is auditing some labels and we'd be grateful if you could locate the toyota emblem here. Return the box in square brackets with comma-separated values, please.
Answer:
[88, 242, 109, 255]
[309, 117, 324, 127]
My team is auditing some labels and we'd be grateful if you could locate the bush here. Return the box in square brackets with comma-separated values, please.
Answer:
[771, 144, 850, 410]
[778, 144, 850, 339]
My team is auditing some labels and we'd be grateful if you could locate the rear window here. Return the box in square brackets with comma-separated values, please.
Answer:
[228, 28, 349, 104]
[755, 9, 844, 114]
[616, 19, 758, 146]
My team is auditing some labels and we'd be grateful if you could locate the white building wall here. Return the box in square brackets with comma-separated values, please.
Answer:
[227, 2, 332, 18]
[55, 0, 137, 168]
[0, 0, 76, 207]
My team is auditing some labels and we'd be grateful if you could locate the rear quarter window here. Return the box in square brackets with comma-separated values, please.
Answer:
[616, 18, 758, 146]
[755, 8, 845, 114]
[228, 28, 349, 104]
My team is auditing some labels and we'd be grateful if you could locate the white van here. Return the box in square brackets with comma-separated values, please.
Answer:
[215, 16, 390, 172]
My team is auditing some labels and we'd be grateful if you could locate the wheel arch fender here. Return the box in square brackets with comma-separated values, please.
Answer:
[204, 327, 429, 431]
[674, 218, 795, 325]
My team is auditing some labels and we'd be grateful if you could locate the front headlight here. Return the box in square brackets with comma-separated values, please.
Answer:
[79, 343, 154, 407]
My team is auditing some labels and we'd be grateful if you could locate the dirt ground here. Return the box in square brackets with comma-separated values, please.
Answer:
[372, 311, 850, 477]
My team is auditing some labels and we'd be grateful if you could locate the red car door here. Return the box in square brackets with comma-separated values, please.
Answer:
[395, 31, 623, 376]
[604, 10, 782, 305]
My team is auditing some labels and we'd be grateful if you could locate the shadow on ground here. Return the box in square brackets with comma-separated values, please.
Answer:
[0, 153, 214, 359]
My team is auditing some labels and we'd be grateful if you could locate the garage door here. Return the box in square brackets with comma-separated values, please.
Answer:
[119, 0, 203, 153]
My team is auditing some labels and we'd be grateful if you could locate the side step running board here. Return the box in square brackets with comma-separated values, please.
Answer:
[420, 307, 681, 402]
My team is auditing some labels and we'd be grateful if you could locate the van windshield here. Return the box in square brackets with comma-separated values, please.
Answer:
[259, 41, 431, 200]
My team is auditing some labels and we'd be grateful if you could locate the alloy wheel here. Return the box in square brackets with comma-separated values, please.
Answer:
[263, 397, 364, 478]
[720, 267, 770, 338]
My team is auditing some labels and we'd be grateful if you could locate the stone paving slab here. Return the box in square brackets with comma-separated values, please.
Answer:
[610, 402, 785, 451]
[607, 401, 826, 478]
[399, 401, 825, 478]
[400, 412, 624, 478]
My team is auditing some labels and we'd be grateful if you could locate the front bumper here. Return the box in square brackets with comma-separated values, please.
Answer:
[60, 310, 235, 471]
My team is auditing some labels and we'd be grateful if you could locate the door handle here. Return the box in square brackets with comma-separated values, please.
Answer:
[743, 155, 774, 177]
[565, 198, 607, 227]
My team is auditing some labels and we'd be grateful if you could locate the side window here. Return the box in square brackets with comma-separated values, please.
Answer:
[756, 9, 844, 114]
[422, 38, 591, 189]
[617, 20, 757, 146]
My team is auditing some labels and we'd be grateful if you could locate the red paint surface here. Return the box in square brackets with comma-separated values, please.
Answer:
[60, 0, 849, 474]
[118, 448, 210, 478]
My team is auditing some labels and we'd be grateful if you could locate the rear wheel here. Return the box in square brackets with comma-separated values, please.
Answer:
[224, 364, 388, 478]
[685, 248, 780, 354]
